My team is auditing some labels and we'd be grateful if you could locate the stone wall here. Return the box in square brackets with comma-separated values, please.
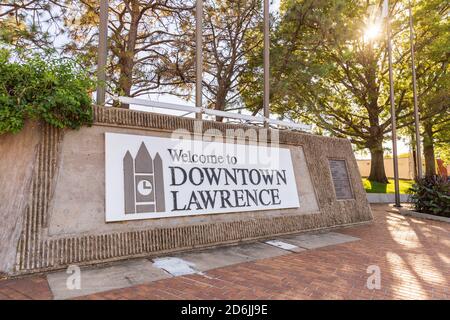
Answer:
[0, 106, 372, 275]
[0, 122, 41, 275]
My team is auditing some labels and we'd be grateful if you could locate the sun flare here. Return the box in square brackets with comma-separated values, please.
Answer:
[364, 23, 382, 41]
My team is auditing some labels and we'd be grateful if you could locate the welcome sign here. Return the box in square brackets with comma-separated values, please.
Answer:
[105, 132, 300, 221]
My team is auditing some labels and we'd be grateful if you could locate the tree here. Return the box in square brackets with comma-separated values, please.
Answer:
[0, 0, 61, 51]
[63, 0, 193, 108]
[241, 0, 449, 183]
[200, 0, 262, 119]
[422, 102, 449, 176]
[412, 0, 450, 177]
[3, 0, 263, 115]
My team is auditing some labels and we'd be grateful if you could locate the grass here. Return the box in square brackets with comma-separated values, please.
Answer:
[362, 178, 414, 194]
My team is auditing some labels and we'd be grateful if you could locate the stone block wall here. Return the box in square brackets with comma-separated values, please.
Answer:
[0, 106, 372, 275]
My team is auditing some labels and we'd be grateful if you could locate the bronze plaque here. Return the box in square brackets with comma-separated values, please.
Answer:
[329, 159, 354, 200]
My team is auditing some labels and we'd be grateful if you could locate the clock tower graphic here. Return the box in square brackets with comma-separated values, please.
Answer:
[123, 142, 165, 214]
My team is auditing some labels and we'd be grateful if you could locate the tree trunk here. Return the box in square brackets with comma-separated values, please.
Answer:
[214, 80, 228, 122]
[118, 1, 140, 109]
[365, 47, 388, 184]
[412, 146, 418, 180]
[411, 131, 418, 180]
[368, 140, 389, 183]
[423, 122, 436, 177]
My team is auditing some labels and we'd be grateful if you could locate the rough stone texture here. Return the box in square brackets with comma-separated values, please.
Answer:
[47, 127, 319, 235]
[1, 106, 372, 275]
[0, 122, 41, 274]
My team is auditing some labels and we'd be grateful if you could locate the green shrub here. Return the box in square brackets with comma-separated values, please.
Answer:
[410, 176, 450, 217]
[0, 49, 93, 134]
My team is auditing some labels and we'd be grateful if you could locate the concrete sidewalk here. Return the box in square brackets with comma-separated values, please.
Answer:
[0, 204, 449, 300]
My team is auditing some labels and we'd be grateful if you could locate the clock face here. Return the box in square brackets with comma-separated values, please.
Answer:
[137, 179, 153, 196]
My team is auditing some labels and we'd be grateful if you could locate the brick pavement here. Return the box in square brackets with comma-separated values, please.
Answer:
[0, 204, 449, 300]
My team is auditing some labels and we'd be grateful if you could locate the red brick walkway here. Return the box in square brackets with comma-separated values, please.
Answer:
[0, 275, 52, 300]
[1, 204, 449, 300]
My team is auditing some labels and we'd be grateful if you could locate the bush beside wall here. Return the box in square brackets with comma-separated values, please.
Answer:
[0, 49, 93, 134]
[410, 176, 450, 217]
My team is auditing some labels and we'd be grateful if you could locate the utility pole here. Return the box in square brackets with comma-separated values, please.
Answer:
[263, 0, 270, 127]
[408, 0, 423, 179]
[384, 0, 401, 207]
[195, 0, 203, 120]
[96, 0, 109, 106]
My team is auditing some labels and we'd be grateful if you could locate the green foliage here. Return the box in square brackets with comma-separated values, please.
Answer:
[410, 176, 450, 217]
[436, 144, 450, 165]
[362, 178, 414, 194]
[0, 49, 93, 134]
[241, 0, 449, 183]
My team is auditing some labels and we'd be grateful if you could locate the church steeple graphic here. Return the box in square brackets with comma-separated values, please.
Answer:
[122, 142, 165, 214]
[135, 142, 153, 173]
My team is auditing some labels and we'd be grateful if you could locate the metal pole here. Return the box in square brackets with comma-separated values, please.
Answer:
[263, 0, 270, 127]
[409, 0, 423, 179]
[386, 1, 401, 207]
[195, 0, 203, 120]
[96, 0, 108, 106]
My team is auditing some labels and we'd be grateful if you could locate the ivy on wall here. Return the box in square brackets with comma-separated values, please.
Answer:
[0, 49, 93, 134]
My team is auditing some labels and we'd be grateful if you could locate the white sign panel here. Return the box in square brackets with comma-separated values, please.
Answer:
[105, 132, 300, 221]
